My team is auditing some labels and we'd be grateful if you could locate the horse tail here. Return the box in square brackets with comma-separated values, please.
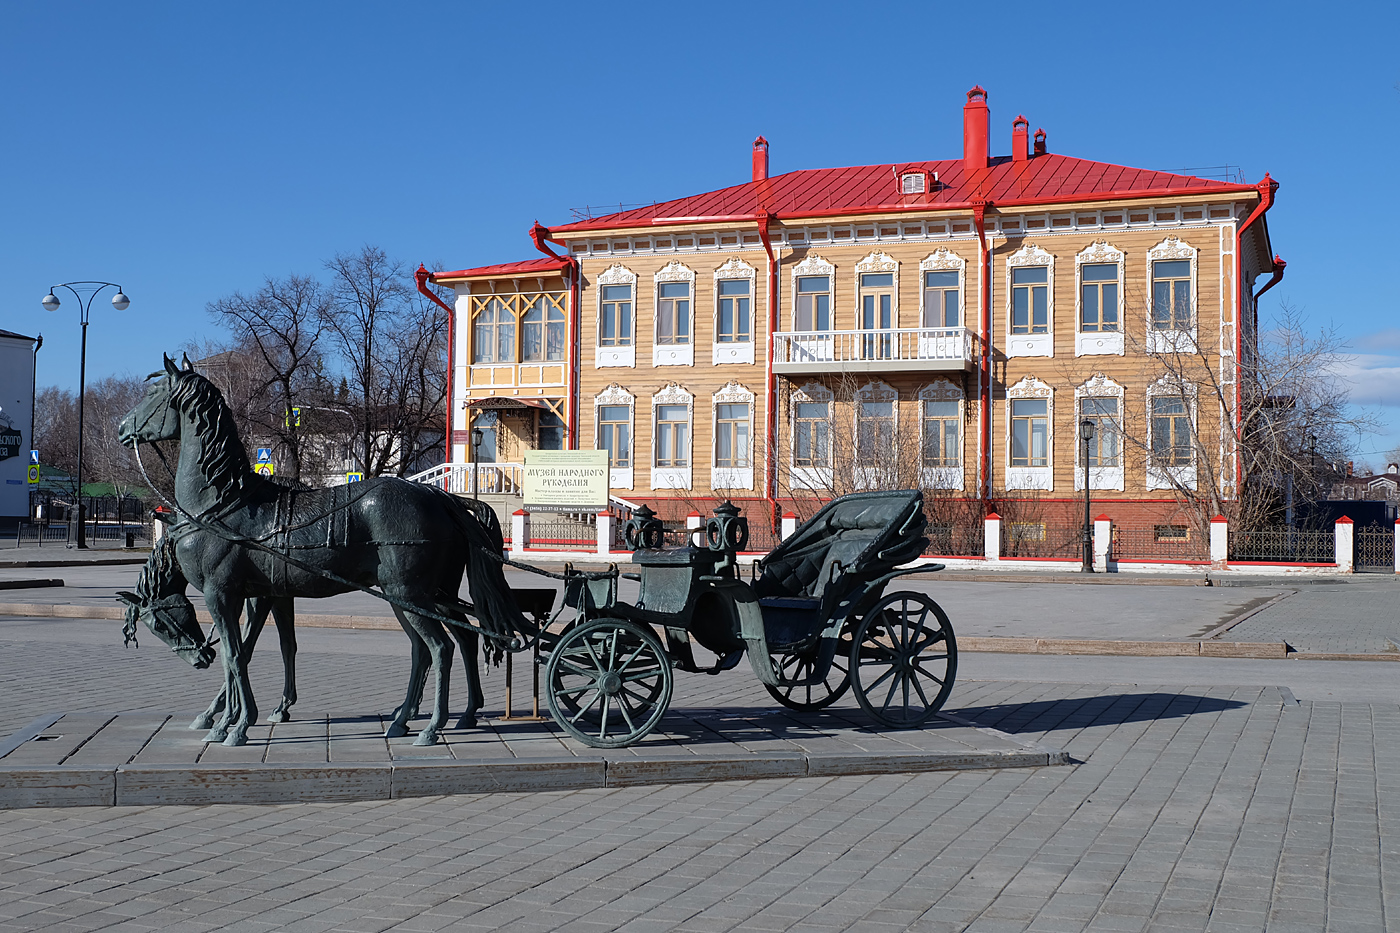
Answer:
[438, 492, 536, 643]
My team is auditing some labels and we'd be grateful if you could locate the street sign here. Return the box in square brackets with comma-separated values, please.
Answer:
[30, 449, 39, 464]
[27, 464, 39, 485]
[255, 462, 276, 477]
[256, 448, 272, 463]
[346, 472, 364, 483]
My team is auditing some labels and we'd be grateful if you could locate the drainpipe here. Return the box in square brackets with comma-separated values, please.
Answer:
[758, 211, 778, 525]
[415, 264, 457, 464]
[1251, 255, 1287, 331]
[972, 201, 991, 502]
[530, 221, 582, 448]
[1233, 173, 1278, 495]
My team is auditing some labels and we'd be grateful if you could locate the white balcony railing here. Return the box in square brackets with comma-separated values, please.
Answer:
[406, 462, 525, 496]
[772, 326, 973, 370]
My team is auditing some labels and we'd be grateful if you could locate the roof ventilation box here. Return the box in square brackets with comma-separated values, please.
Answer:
[900, 172, 927, 194]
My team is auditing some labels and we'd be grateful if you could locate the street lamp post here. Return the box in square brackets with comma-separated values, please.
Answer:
[470, 427, 484, 501]
[42, 283, 130, 548]
[1080, 418, 1096, 573]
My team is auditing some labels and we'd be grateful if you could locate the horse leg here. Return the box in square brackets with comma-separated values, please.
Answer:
[193, 598, 267, 731]
[204, 588, 257, 747]
[267, 597, 297, 723]
[386, 621, 428, 739]
[388, 600, 453, 747]
[450, 626, 483, 729]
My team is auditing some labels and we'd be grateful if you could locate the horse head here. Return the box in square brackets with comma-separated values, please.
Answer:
[117, 589, 218, 669]
[118, 355, 184, 448]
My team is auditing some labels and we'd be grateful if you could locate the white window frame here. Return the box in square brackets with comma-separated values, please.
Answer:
[650, 383, 693, 490]
[854, 249, 900, 327]
[712, 257, 757, 365]
[1006, 244, 1055, 358]
[1074, 241, 1125, 357]
[595, 263, 636, 368]
[918, 380, 964, 491]
[1074, 373, 1125, 492]
[1006, 375, 1054, 490]
[653, 261, 696, 367]
[1146, 375, 1198, 490]
[711, 381, 755, 491]
[594, 383, 635, 490]
[1146, 236, 1199, 354]
[788, 382, 833, 491]
[919, 249, 966, 329]
[853, 381, 899, 490]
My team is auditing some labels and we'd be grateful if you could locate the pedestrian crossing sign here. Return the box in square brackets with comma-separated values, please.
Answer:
[256, 448, 272, 463]
[346, 472, 364, 483]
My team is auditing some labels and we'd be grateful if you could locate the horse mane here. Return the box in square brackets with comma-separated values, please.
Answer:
[169, 369, 253, 512]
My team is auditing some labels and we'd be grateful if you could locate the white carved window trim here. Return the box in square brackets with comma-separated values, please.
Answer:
[789, 254, 836, 332]
[1006, 375, 1053, 491]
[917, 380, 964, 491]
[854, 250, 900, 329]
[650, 383, 694, 491]
[1146, 236, 1200, 355]
[1073, 373, 1125, 492]
[918, 249, 966, 330]
[710, 381, 755, 491]
[595, 263, 637, 369]
[653, 260, 696, 367]
[788, 382, 833, 491]
[853, 380, 899, 490]
[1145, 375, 1198, 491]
[1074, 241, 1125, 358]
[1006, 244, 1054, 358]
[594, 383, 635, 490]
[712, 257, 757, 366]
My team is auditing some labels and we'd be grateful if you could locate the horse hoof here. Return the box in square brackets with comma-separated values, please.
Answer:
[203, 729, 227, 744]
[190, 714, 214, 731]
[223, 732, 247, 747]
[385, 722, 409, 739]
[268, 710, 289, 724]
[454, 715, 477, 730]
[413, 731, 439, 746]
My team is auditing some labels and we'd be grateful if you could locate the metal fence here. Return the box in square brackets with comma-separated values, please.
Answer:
[923, 522, 985, 557]
[1229, 527, 1335, 563]
[524, 517, 596, 550]
[13, 521, 151, 549]
[1110, 527, 1209, 563]
[1355, 525, 1395, 572]
[1001, 523, 1083, 560]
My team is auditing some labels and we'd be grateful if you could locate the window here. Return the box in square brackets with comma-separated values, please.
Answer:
[1152, 260, 1192, 330]
[522, 297, 566, 362]
[472, 412, 498, 463]
[1010, 398, 1048, 467]
[923, 271, 959, 328]
[597, 405, 630, 467]
[599, 284, 632, 346]
[859, 272, 894, 359]
[1151, 396, 1192, 466]
[537, 411, 564, 451]
[717, 279, 751, 343]
[857, 400, 895, 465]
[793, 401, 829, 467]
[657, 282, 690, 345]
[1011, 267, 1048, 334]
[473, 298, 515, 363]
[1080, 397, 1119, 467]
[1080, 263, 1118, 332]
[715, 403, 750, 468]
[655, 404, 689, 467]
[922, 399, 960, 467]
[795, 275, 831, 331]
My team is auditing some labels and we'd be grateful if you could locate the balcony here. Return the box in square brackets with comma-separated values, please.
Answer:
[772, 326, 974, 375]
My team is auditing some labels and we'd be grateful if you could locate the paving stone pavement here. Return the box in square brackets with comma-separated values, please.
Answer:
[3, 616, 1400, 930]
[1223, 576, 1400, 654]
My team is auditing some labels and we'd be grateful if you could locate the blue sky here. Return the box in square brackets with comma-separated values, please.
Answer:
[2, 2, 1397, 463]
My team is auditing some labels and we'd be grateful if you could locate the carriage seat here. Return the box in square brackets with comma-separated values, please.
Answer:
[753, 498, 916, 607]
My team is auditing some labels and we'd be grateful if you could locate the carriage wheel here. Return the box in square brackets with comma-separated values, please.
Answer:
[850, 592, 956, 728]
[765, 631, 853, 711]
[545, 617, 673, 748]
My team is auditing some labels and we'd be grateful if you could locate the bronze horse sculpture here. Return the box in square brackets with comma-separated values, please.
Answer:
[118, 356, 527, 746]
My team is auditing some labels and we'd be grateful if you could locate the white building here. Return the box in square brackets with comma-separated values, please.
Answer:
[0, 329, 39, 525]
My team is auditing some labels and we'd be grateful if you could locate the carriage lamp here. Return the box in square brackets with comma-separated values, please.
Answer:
[1079, 418, 1095, 573]
[41, 281, 130, 548]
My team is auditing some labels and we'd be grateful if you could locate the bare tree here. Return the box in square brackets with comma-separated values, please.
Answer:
[34, 376, 152, 502]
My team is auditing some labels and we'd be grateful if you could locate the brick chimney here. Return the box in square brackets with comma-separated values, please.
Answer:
[963, 86, 989, 175]
[1012, 115, 1029, 163]
[752, 136, 769, 182]
[1033, 128, 1047, 156]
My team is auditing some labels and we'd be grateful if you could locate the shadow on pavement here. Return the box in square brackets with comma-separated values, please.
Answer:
[948, 692, 1248, 734]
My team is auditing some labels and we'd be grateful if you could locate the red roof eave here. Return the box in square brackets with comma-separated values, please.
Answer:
[431, 256, 571, 280]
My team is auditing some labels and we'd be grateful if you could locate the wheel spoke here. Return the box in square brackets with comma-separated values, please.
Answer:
[913, 662, 946, 685]
[568, 690, 601, 723]
[554, 682, 598, 698]
[881, 672, 902, 713]
[582, 637, 606, 673]
[598, 695, 611, 739]
[864, 664, 898, 695]
[615, 693, 636, 732]
[911, 674, 931, 708]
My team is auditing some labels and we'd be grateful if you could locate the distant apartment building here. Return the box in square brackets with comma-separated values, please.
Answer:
[424, 86, 1283, 524]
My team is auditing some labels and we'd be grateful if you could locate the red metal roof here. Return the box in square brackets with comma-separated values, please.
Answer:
[432, 256, 570, 280]
[551, 154, 1258, 233]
